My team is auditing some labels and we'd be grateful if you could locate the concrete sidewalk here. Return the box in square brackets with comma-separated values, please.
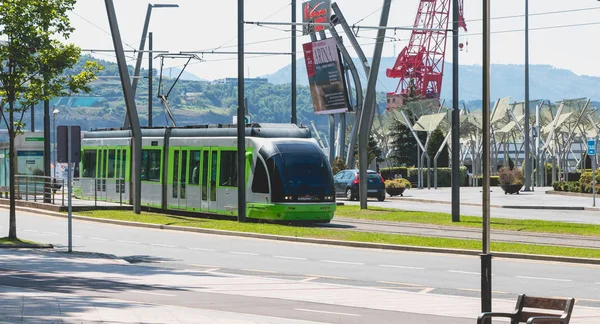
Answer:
[0, 250, 598, 324]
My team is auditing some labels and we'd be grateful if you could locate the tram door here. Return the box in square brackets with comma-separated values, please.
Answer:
[169, 148, 188, 210]
[200, 148, 218, 211]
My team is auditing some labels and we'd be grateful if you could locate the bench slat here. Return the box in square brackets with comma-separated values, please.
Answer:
[519, 311, 563, 322]
[522, 296, 568, 310]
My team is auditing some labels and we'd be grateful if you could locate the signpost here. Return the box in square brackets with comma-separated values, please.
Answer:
[588, 138, 596, 207]
[57, 126, 81, 253]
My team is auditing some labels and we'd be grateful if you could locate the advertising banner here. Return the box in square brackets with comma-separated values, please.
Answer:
[302, 0, 331, 35]
[17, 151, 44, 176]
[303, 38, 350, 115]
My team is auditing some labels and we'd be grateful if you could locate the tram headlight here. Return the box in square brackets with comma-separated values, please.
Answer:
[284, 196, 293, 201]
[324, 196, 333, 201]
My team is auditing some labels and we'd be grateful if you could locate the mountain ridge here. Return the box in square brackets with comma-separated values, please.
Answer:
[263, 57, 600, 102]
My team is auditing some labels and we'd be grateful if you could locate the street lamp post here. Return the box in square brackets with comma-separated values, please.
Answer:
[53, 108, 59, 181]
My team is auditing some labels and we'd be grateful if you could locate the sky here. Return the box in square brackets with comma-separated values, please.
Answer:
[69, 0, 600, 81]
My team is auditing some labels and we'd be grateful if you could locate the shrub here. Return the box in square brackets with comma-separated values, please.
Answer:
[380, 167, 408, 180]
[498, 167, 524, 185]
[385, 178, 411, 189]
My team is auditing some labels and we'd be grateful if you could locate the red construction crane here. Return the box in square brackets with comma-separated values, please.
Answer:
[386, 0, 467, 109]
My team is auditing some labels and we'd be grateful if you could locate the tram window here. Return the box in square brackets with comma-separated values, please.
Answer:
[251, 159, 269, 193]
[190, 151, 200, 185]
[82, 150, 97, 178]
[172, 151, 179, 198]
[266, 158, 284, 195]
[202, 151, 208, 200]
[219, 151, 237, 187]
[120, 150, 126, 179]
[211, 151, 217, 201]
[141, 149, 161, 182]
[107, 150, 116, 178]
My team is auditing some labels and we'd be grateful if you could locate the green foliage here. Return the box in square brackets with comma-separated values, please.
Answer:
[508, 156, 515, 170]
[498, 167, 524, 185]
[426, 128, 448, 167]
[385, 178, 411, 189]
[388, 117, 426, 166]
[406, 166, 468, 187]
[331, 157, 347, 175]
[354, 135, 384, 168]
[380, 167, 408, 180]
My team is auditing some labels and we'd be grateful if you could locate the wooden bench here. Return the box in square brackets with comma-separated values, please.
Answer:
[477, 294, 575, 324]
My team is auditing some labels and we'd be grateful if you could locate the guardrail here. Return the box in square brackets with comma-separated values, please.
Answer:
[0, 176, 126, 207]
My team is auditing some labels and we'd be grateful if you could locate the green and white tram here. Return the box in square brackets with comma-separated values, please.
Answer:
[79, 123, 336, 223]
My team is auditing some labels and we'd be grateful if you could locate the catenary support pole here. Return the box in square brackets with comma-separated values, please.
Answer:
[524, 0, 531, 191]
[481, 0, 493, 320]
[291, 0, 297, 124]
[67, 126, 72, 253]
[148, 32, 153, 127]
[43, 99, 51, 203]
[237, 0, 247, 222]
[451, 0, 460, 221]
[105, 0, 143, 214]
[359, 0, 391, 209]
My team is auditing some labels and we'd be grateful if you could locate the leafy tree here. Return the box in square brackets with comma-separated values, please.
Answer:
[0, 0, 100, 239]
[427, 128, 449, 167]
[354, 135, 384, 168]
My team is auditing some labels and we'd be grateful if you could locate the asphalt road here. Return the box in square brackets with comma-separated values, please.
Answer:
[3, 209, 600, 307]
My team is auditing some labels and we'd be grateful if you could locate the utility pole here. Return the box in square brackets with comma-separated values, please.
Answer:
[451, 0, 460, 222]
[148, 32, 153, 127]
[481, 0, 493, 320]
[291, 0, 297, 124]
[237, 0, 247, 222]
[105, 0, 143, 214]
[524, 0, 531, 191]
[359, 0, 391, 209]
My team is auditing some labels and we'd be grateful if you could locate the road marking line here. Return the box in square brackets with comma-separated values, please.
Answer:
[241, 269, 278, 274]
[379, 264, 425, 270]
[305, 274, 346, 280]
[448, 270, 480, 275]
[150, 244, 177, 248]
[273, 256, 307, 261]
[191, 264, 221, 268]
[23, 229, 39, 233]
[129, 291, 176, 297]
[377, 281, 423, 287]
[73, 235, 83, 238]
[89, 237, 108, 241]
[203, 268, 221, 273]
[301, 277, 319, 282]
[320, 260, 364, 265]
[41, 232, 58, 235]
[457, 288, 481, 292]
[229, 252, 258, 256]
[189, 248, 216, 252]
[419, 287, 435, 294]
[516, 276, 571, 282]
[295, 308, 360, 317]
[117, 240, 140, 244]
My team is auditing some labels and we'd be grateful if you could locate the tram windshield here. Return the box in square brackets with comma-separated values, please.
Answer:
[263, 142, 334, 202]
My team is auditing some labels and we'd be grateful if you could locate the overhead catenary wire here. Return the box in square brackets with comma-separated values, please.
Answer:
[71, 10, 138, 52]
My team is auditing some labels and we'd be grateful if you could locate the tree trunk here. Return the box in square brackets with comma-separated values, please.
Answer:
[8, 97, 16, 239]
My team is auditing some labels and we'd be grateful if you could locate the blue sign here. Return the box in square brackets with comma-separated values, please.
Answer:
[588, 139, 596, 155]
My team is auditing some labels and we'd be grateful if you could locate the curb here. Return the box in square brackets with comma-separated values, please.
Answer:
[388, 196, 597, 211]
[0, 243, 53, 249]
[7, 204, 600, 265]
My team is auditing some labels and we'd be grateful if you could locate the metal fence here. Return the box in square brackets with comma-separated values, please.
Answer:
[12, 175, 66, 206]
[72, 177, 125, 206]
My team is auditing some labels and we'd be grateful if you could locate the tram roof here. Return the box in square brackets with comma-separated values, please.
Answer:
[82, 123, 312, 139]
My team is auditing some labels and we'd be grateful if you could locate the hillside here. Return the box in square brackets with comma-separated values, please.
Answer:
[264, 57, 600, 102]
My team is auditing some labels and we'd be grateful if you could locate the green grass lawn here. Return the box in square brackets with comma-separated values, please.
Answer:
[73, 210, 600, 259]
[0, 237, 39, 245]
[335, 206, 600, 237]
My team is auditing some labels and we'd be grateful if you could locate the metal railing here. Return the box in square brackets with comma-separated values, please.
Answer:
[72, 177, 126, 207]
[12, 175, 66, 206]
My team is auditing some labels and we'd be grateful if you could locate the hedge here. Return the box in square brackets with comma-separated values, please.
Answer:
[389, 166, 469, 187]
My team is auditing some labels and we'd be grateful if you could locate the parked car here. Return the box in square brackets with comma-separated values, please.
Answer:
[334, 169, 385, 201]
